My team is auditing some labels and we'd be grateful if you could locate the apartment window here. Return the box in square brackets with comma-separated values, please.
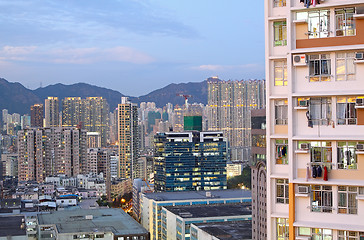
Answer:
[276, 179, 289, 204]
[252, 134, 266, 148]
[338, 231, 364, 240]
[276, 139, 288, 165]
[308, 97, 331, 125]
[275, 100, 288, 125]
[336, 53, 355, 81]
[276, 218, 289, 240]
[337, 97, 356, 125]
[312, 228, 333, 240]
[274, 60, 288, 86]
[311, 185, 332, 213]
[308, 54, 331, 82]
[274, 21, 287, 46]
[338, 186, 358, 214]
[298, 227, 333, 240]
[335, 8, 355, 36]
[308, 10, 330, 39]
[273, 0, 286, 7]
[337, 142, 357, 169]
[310, 141, 332, 167]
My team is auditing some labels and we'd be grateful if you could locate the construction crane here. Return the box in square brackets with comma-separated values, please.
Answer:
[177, 94, 192, 109]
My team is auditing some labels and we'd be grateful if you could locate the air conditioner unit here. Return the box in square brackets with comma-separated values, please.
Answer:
[357, 144, 364, 151]
[300, 143, 310, 150]
[293, 54, 307, 66]
[298, 100, 309, 107]
[355, 52, 364, 60]
[356, 98, 364, 106]
[298, 186, 310, 194]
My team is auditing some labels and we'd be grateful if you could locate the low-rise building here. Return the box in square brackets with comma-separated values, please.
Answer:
[110, 178, 132, 198]
[162, 203, 251, 240]
[36, 208, 149, 240]
[141, 189, 251, 240]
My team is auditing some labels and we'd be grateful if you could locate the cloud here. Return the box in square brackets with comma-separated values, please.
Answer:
[0, 45, 154, 65]
[0, 0, 198, 47]
[191, 64, 261, 71]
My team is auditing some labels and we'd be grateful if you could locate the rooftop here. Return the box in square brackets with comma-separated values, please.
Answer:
[164, 203, 251, 219]
[0, 215, 27, 237]
[143, 189, 251, 201]
[37, 208, 148, 236]
[193, 220, 252, 240]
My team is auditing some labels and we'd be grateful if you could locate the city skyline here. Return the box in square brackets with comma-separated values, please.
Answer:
[0, 0, 265, 96]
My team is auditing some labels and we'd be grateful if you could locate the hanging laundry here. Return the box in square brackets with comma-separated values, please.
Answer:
[312, 165, 317, 178]
[323, 166, 328, 181]
[313, 0, 316, 7]
[317, 165, 322, 177]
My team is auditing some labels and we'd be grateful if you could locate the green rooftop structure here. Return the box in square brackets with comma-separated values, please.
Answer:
[183, 115, 202, 131]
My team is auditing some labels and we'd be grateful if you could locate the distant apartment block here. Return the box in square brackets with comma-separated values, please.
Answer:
[62, 97, 109, 146]
[118, 97, 139, 179]
[207, 77, 266, 162]
[44, 97, 59, 127]
[17, 127, 87, 182]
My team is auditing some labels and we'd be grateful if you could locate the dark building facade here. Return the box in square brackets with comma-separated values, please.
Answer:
[154, 131, 227, 192]
[30, 104, 43, 128]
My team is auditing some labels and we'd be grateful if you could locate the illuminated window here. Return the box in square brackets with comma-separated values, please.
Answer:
[337, 97, 356, 125]
[276, 218, 289, 240]
[335, 8, 355, 36]
[274, 60, 287, 86]
[274, 21, 287, 46]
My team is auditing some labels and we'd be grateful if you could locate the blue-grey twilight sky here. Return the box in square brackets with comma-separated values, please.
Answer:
[0, 0, 264, 96]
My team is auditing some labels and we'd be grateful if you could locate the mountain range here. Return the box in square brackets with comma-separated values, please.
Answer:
[0, 78, 208, 115]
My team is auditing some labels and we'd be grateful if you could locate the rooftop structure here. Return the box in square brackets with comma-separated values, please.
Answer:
[143, 189, 251, 202]
[0, 215, 27, 239]
[164, 203, 251, 219]
[191, 221, 252, 240]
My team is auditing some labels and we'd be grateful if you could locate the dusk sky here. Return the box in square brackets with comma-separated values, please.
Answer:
[0, 0, 265, 96]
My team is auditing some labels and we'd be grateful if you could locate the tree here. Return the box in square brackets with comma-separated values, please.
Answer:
[227, 166, 251, 189]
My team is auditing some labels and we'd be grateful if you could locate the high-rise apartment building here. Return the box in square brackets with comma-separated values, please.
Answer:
[118, 97, 139, 179]
[30, 104, 44, 128]
[62, 97, 82, 127]
[83, 97, 109, 146]
[207, 77, 266, 161]
[62, 97, 109, 146]
[265, 1, 364, 239]
[18, 127, 87, 182]
[154, 131, 227, 192]
[44, 97, 59, 127]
